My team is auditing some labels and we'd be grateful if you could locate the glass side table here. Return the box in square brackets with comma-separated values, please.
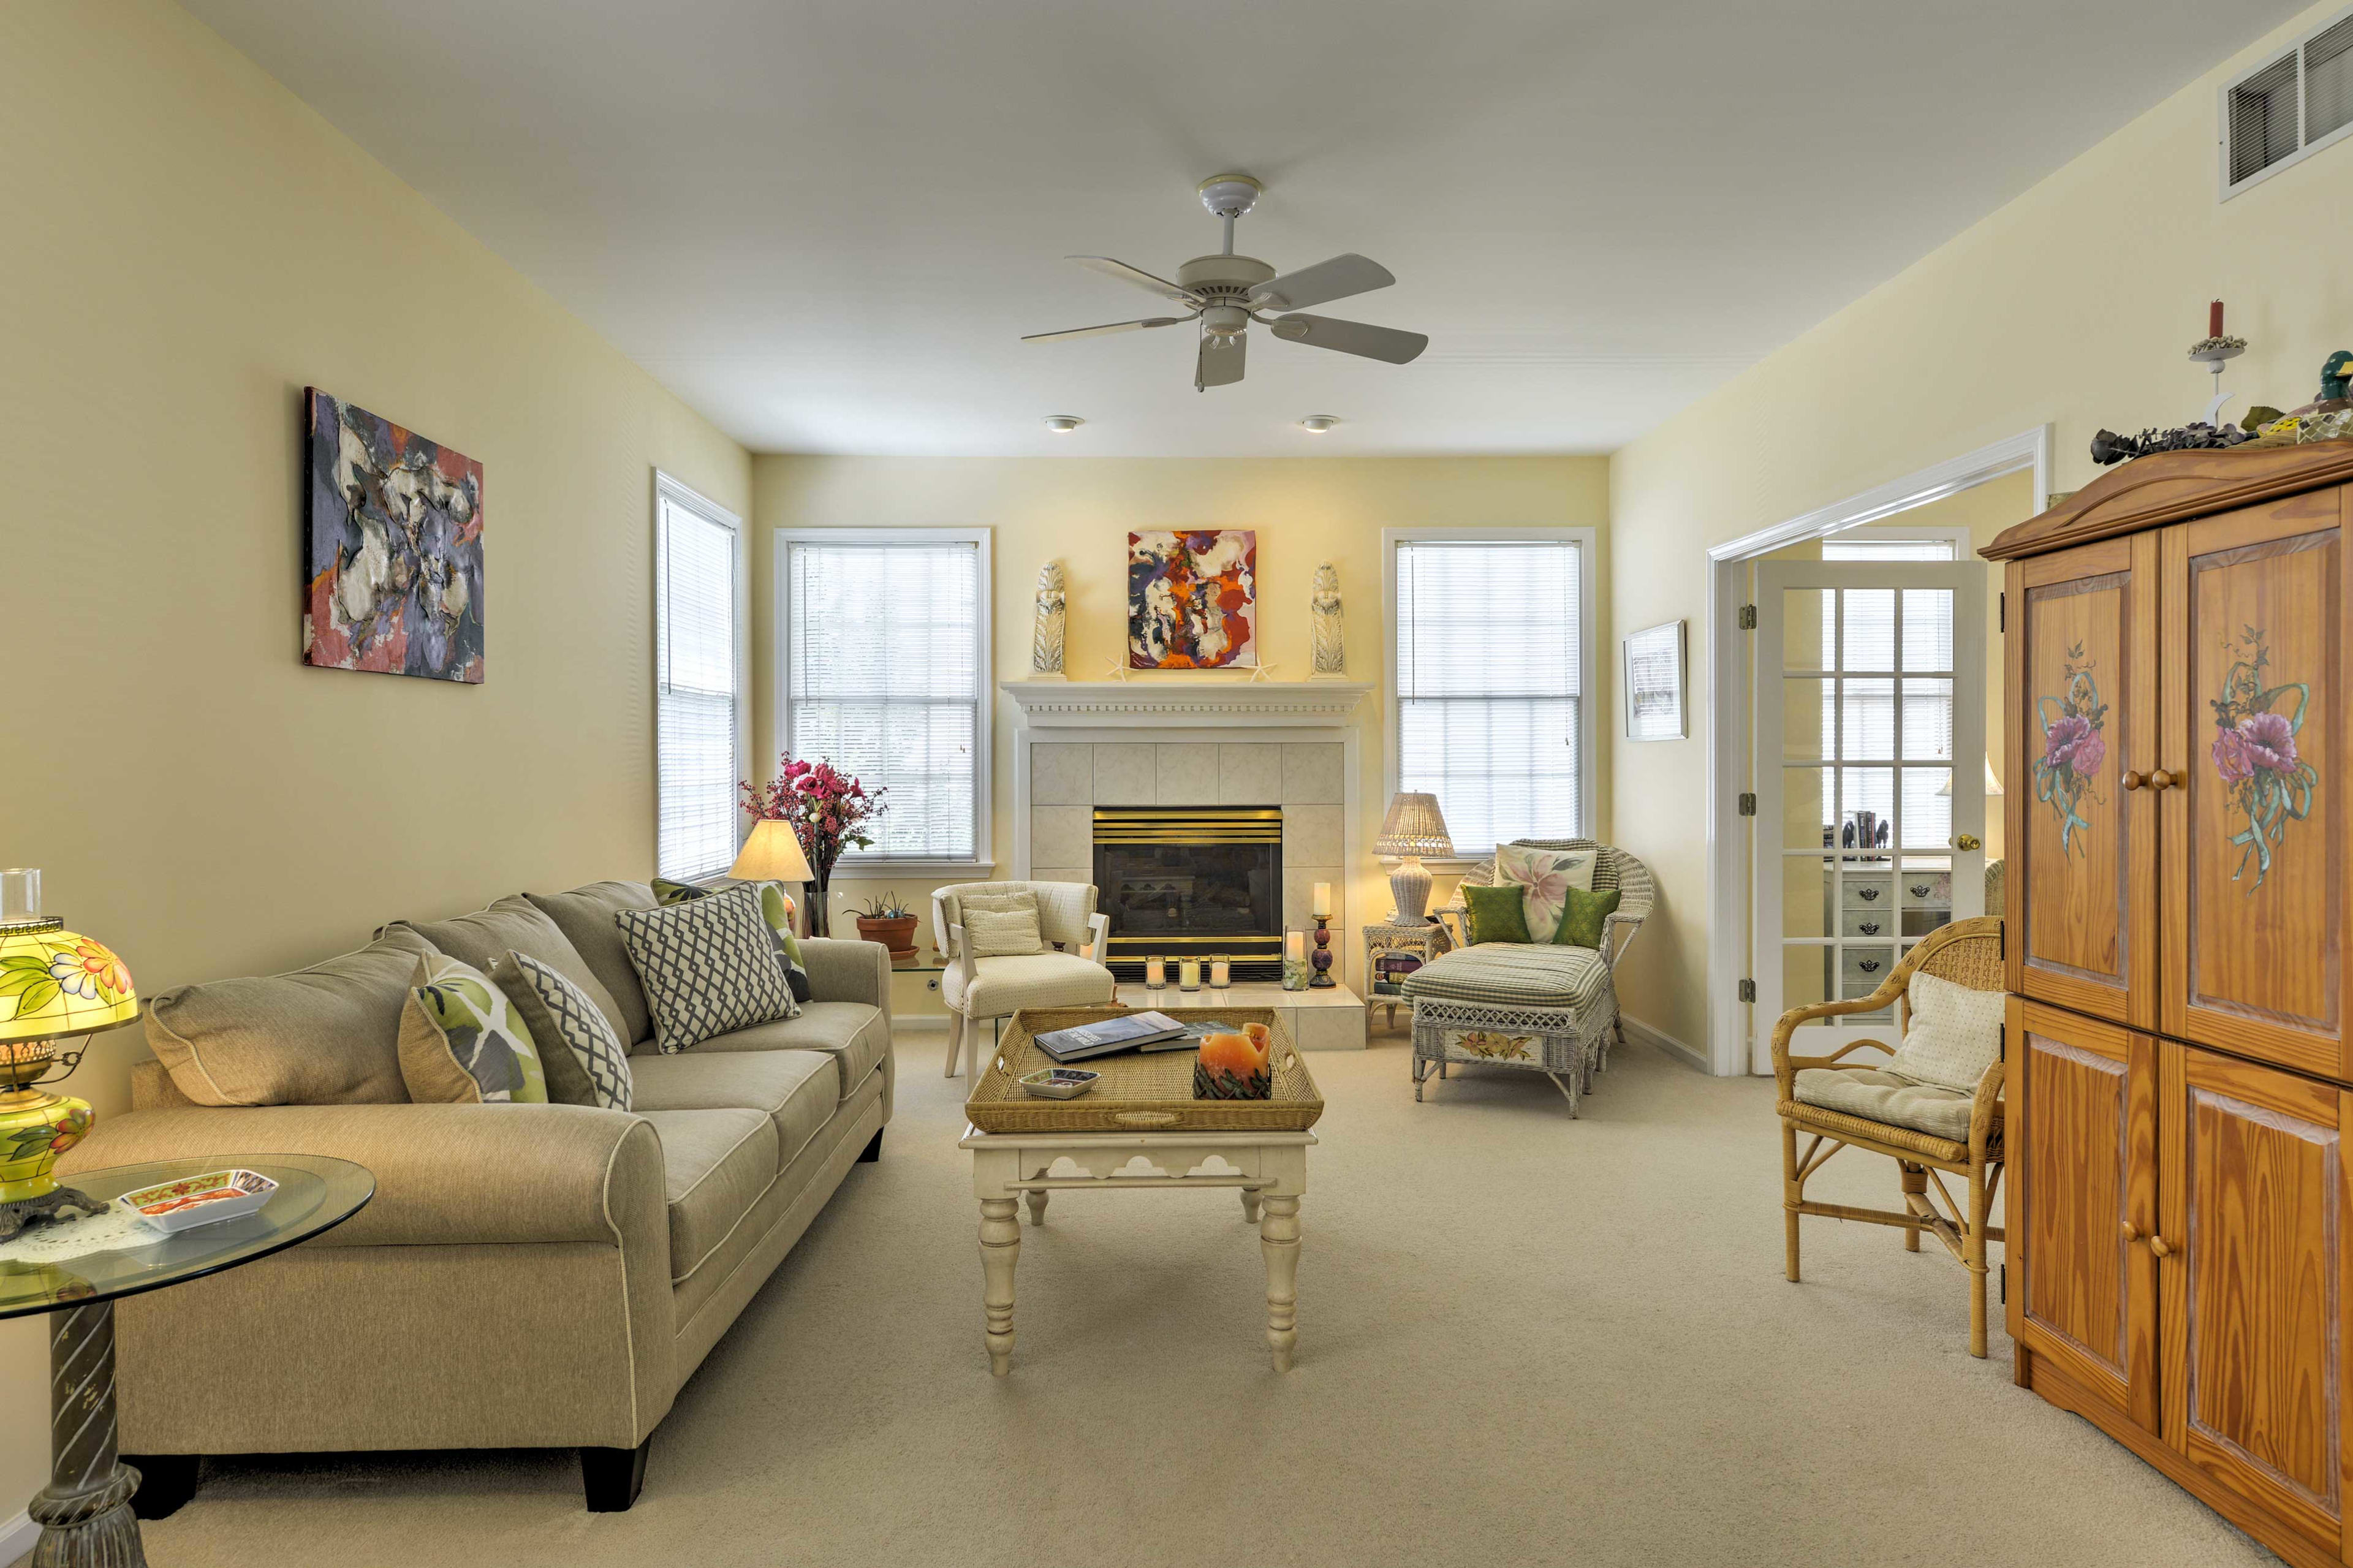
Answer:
[0, 1155, 373, 1566]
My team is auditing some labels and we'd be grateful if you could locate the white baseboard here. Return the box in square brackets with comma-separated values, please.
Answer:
[889, 1015, 949, 1032]
[1620, 1015, 1710, 1074]
[0, 1508, 37, 1559]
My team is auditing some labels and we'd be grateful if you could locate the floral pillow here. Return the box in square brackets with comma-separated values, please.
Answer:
[1491, 844, 1597, 945]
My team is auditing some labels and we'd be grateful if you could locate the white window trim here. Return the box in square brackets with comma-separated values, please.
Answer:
[771, 526, 995, 879]
[1818, 523, 1968, 557]
[1381, 525, 1598, 868]
[653, 470, 749, 881]
[2219, 4, 2353, 202]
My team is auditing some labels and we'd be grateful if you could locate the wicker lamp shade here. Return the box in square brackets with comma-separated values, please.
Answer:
[1375, 792, 1453, 923]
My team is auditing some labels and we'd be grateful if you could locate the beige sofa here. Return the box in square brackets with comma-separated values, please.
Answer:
[58, 879, 892, 1515]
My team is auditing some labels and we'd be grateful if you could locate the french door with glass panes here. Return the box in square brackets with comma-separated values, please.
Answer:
[1754, 561, 1987, 1072]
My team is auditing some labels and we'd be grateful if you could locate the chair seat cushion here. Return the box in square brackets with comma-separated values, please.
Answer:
[1401, 944, 1610, 1011]
[1794, 1066, 1976, 1142]
[668, 1002, 887, 1104]
[627, 1048, 838, 1167]
[637, 1108, 778, 1284]
[944, 952, 1116, 1018]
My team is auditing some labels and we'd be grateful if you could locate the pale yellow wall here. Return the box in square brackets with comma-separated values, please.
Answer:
[751, 456, 1611, 1009]
[1608, 0, 2353, 1057]
[0, 0, 751, 1508]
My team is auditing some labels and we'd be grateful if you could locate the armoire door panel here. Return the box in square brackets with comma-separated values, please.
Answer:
[2162, 491, 2349, 1079]
[2014, 999, 2159, 1431]
[2009, 537, 2159, 1026]
[2161, 1043, 2349, 1552]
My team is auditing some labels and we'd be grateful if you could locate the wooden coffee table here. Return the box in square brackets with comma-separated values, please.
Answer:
[960, 1006, 1320, 1376]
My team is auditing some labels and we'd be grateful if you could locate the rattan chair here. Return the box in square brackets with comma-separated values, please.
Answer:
[1772, 915, 2006, 1356]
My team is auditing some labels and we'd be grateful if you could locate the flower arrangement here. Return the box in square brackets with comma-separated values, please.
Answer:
[740, 756, 888, 937]
[2032, 645, 2109, 856]
[2209, 627, 2317, 890]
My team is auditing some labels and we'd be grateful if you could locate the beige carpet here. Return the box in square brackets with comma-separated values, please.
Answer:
[102, 1027, 2275, 1567]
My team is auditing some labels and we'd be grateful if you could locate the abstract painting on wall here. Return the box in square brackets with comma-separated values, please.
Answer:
[1128, 529, 1257, 669]
[303, 387, 485, 683]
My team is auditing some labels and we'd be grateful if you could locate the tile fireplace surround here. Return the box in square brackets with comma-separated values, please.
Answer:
[1002, 682, 1371, 988]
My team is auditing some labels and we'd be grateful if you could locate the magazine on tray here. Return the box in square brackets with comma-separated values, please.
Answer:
[1034, 1010, 1195, 1062]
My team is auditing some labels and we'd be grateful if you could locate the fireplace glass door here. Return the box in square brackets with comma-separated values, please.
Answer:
[1091, 806, 1283, 979]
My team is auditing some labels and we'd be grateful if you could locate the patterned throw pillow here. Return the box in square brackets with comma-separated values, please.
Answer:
[496, 950, 632, 1110]
[1885, 969, 2006, 1092]
[1552, 885, 1623, 950]
[398, 953, 549, 1104]
[616, 883, 799, 1053]
[654, 878, 811, 1003]
[1461, 883, 1533, 946]
[1492, 844, 1597, 949]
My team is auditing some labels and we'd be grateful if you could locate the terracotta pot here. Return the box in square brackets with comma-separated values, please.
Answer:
[855, 914, 919, 960]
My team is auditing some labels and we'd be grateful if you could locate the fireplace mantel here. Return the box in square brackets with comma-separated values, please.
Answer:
[1000, 681, 1371, 729]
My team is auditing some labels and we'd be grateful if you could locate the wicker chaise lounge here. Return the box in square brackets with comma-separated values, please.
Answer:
[1402, 839, 1654, 1115]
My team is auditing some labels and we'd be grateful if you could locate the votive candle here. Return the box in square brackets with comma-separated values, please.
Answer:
[1145, 956, 1167, 988]
[1210, 955, 1232, 988]
[1178, 957, 1202, 991]
[1312, 882, 1333, 918]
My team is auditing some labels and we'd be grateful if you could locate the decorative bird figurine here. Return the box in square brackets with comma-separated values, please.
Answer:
[2321, 349, 2352, 404]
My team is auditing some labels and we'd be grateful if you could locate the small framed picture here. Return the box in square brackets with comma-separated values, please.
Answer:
[1622, 620, 1686, 742]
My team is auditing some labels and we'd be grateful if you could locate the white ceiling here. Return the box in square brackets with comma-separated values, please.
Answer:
[185, 0, 2304, 457]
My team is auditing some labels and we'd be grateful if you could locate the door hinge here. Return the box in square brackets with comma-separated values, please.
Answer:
[1738, 792, 1757, 817]
[1999, 1262, 2007, 1305]
[1737, 603, 1758, 631]
[1737, 978, 1757, 1003]
[1998, 591, 2006, 634]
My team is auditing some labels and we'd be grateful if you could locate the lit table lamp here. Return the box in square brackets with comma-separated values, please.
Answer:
[0, 869, 137, 1239]
[730, 820, 816, 934]
[1376, 792, 1453, 923]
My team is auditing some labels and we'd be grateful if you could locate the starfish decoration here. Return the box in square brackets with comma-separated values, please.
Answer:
[1099, 658, 1130, 683]
[1247, 663, 1281, 683]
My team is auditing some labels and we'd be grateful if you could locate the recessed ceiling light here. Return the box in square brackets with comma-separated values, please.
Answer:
[1043, 415, 1085, 434]
[1299, 415, 1340, 433]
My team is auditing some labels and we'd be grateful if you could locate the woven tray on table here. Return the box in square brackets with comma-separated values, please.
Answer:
[965, 1006, 1325, 1134]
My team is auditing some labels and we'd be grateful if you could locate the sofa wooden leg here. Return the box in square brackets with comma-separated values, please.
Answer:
[581, 1438, 650, 1512]
[124, 1453, 200, 1520]
[858, 1128, 884, 1163]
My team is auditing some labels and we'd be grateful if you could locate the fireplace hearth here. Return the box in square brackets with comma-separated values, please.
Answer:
[1092, 805, 1283, 980]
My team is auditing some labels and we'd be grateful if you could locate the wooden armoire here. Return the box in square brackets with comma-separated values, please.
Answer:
[1985, 441, 2353, 1568]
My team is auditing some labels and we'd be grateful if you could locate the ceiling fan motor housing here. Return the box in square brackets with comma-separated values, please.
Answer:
[1179, 252, 1273, 336]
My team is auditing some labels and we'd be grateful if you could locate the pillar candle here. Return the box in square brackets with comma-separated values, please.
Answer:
[1312, 882, 1333, 918]
[1145, 956, 1166, 988]
[1210, 955, 1232, 988]
[1178, 957, 1202, 990]
[2210, 298, 2225, 338]
[1284, 930, 1305, 964]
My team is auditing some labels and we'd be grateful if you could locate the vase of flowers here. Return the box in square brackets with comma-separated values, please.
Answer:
[740, 756, 888, 937]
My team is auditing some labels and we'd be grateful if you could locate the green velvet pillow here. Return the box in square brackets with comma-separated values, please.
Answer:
[1553, 885, 1623, 950]
[1462, 883, 1534, 945]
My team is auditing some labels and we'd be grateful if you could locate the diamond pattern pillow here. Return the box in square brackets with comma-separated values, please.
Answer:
[1552, 885, 1623, 950]
[496, 950, 632, 1110]
[653, 878, 811, 1003]
[616, 883, 799, 1053]
[398, 952, 549, 1105]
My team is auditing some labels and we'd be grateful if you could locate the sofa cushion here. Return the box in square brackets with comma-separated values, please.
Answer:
[637, 1108, 778, 1283]
[674, 1002, 887, 1103]
[397, 952, 550, 1104]
[525, 881, 658, 1047]
[145, 928, 433, 1106]
[494, 952, 634, 1111]
[1401, 943, 1611, 1010]
[616, 884, 800, 1053]
[943, 952, 1115, 1020]
[1794, 1066, 1977, 1143]
[385, 896, 628, 1045]
[627, 1048, 838, 1167]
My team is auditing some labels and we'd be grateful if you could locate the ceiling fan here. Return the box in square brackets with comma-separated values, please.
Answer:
[1023, 174, 1429, 391]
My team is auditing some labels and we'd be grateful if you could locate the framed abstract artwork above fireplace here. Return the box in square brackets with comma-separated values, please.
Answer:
[1129, 529, 1256, 669]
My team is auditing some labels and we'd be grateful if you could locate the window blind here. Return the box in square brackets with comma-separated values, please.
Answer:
[656, 494, 741, 882]
[785, 537, 981, 862]
[1394, 537, 1585, 856]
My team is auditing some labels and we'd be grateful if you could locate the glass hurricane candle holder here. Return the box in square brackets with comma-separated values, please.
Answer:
[1144, 956, 1167, 989]
[1209, 955, 1232, 988]
[1281, 930, 1310, 991]
[1178, 957, 1202, 991]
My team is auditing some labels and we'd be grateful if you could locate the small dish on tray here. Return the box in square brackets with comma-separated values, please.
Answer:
[116, 1169, 279, 1233]
[1017, 1067, 1100, 1100]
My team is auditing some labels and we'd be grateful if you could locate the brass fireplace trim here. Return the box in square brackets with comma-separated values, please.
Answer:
[1091, 806, 1282, 844]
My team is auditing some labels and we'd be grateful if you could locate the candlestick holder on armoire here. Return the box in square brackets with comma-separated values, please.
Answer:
[1309, 917, 1335, 988]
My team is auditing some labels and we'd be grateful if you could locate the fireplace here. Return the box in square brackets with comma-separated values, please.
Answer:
[1092, 805, 1284, 980]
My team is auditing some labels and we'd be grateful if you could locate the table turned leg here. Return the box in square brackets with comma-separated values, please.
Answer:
[1240, 1187, 1262, 1224]
[31, 1300, 146, 1566]
[1259, 1194, 1301, 1373]
[979, 1197, 1021, 1376]
[1023, 1189, 1048, 1227]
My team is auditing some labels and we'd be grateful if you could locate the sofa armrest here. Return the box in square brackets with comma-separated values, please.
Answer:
[801, 936, 888, 1010]
[57, 1102, 666, 1252]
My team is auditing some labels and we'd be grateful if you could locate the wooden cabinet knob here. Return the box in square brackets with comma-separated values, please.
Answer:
[2121, 770, 2145, 791]
[2149, 1235, 2174, 1258]
[2147, 770, 2178, 791]
[2120, 1219, 2140, 1242]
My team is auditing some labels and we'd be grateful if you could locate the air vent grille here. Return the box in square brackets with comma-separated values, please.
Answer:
[2222, 8, 2353, 197]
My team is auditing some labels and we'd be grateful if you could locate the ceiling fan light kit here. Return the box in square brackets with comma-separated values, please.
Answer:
[1023, 173, 1429, 391]
[1042, 415, 1085, 433]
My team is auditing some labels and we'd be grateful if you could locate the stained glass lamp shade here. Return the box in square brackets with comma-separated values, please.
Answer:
[0, 878, 137, 1229]
[1376, 792, 1454, 924]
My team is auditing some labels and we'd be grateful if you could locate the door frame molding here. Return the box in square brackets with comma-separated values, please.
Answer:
[1702, 426, 2052, 1075]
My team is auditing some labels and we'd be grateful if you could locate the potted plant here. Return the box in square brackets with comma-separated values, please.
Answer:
[851, 892, 920, 960]
[739, 756, 888, 938]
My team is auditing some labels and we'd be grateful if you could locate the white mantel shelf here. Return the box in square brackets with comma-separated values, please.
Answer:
[999, 681, 1371, 729]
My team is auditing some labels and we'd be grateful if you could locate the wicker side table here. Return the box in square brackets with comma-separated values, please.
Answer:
[1362, 919, 1452, 1028]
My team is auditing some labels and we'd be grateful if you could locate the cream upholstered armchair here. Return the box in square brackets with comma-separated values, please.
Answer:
[933, 881, 1113, 1078]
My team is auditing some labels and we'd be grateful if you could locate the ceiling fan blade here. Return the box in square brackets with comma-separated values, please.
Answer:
[1070, 256, 1203, 306]
[1195, 329, 1246, 390]
[1248, 253, 1395, 312]
[1268, 312, 1428, 364]
[1022, 316, 1187, 344]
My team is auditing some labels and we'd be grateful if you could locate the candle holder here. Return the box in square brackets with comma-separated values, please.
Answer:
[1144, 956, 1167, 990]
[1178, 957, 1202, 992]
[1209, 955, 1232, 988]
[1310, 917, 1335, 988]
[1281, 929, 1310, 991]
